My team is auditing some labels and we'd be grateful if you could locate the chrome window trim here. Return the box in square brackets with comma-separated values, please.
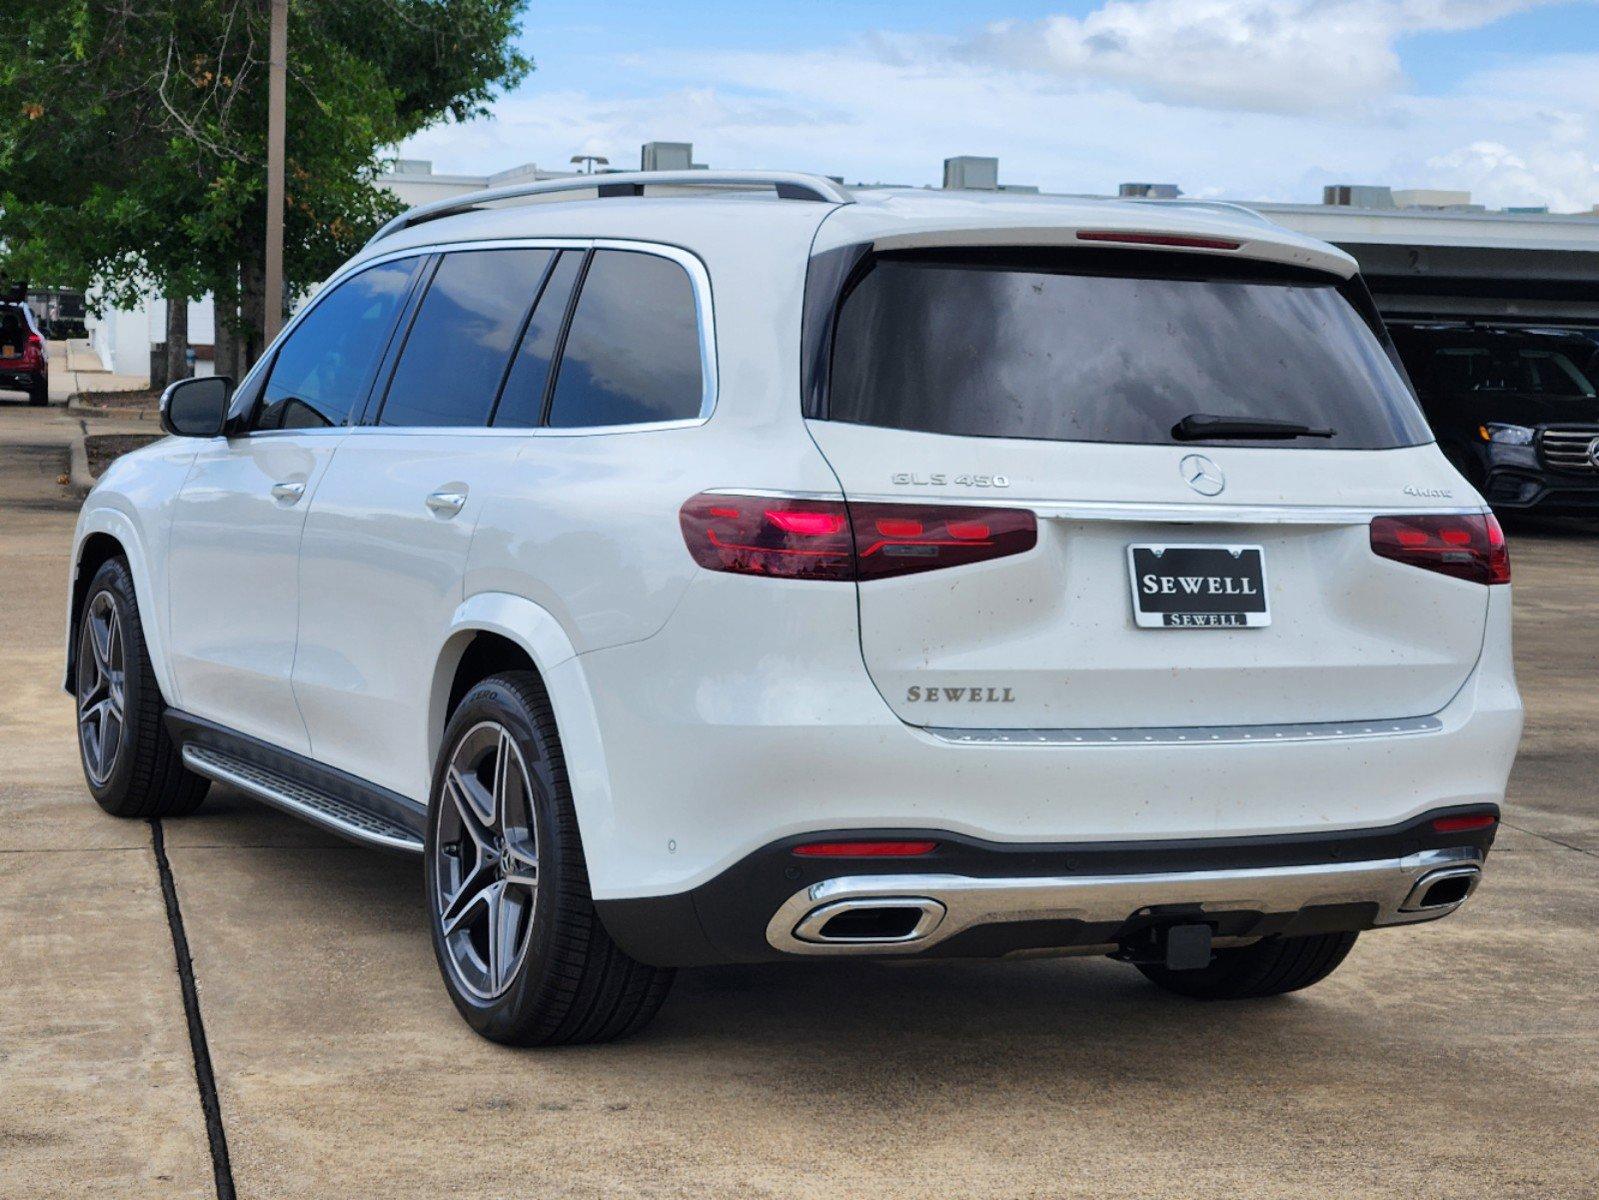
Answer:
[235, 235, 718, 435]
[335, 416, 709, 441]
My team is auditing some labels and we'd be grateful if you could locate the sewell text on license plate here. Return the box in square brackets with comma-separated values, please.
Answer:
[1127, 544, 1270, 629]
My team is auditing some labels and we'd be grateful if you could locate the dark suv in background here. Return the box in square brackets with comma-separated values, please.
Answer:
[0, 302, 50, 406]
[1390, 323, 1599, 514]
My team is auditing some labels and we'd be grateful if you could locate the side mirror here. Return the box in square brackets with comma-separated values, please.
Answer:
[160, 376, 233, 438]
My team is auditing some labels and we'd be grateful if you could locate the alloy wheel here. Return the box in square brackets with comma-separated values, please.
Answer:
[432, 721, 541, 1001]
[77, 591, 126, 787]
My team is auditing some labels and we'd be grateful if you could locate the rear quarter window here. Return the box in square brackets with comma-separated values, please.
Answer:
[545, 250, 705, 428]
[825, 250, 1432, 450]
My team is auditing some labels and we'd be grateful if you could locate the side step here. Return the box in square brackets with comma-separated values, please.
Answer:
[181, 744, 424, 854]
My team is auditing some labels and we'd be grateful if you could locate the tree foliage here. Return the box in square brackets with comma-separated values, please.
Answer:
[0, 0, 529, 361]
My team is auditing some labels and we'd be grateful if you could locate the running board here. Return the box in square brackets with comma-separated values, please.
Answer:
[181, 744, 424, 854]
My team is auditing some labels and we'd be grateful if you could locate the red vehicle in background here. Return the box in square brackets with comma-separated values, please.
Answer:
[1, 301, 49, 406]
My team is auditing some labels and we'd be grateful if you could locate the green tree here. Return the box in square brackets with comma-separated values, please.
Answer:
[0, 0, 529, 375]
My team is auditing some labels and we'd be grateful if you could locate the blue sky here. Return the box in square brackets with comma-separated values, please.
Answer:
[400, 0, 1599, 209]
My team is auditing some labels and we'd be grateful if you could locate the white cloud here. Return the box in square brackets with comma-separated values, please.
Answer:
[963, 0, 1557, 114]
[400, 3, 1599, 212]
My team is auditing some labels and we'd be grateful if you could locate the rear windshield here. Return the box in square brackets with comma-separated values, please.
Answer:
[826, 251, 1431, 449]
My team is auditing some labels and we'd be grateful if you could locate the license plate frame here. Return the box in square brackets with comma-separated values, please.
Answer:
[1126, 543, 1270, 629]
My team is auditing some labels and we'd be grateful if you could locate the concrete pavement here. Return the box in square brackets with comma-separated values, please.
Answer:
[53, 338, 152, 401]
[0, 403, 213, 1198]
[2, 400, 1595, 1198]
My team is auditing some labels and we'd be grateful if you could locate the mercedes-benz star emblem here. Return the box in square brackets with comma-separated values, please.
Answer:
[1587, 436, 1599, 468]
[1179, 453, 1225, 497]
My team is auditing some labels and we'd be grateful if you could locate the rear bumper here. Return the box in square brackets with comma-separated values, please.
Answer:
[0, 368, 44, 390]
[765, 847, 1481, 957]
[572, 578, 1521, 901]
[595, 808, 1498, 967]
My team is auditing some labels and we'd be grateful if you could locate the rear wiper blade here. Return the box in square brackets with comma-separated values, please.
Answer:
[1172, 413, 1336, 441]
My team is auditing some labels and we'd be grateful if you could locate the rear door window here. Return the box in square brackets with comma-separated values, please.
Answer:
[378, 248, 553, 428]
[827, 251, 1432, 449]
[257, 258, 418, 430]
[546, 250, 704, 428]
[492, 251, 583, 428]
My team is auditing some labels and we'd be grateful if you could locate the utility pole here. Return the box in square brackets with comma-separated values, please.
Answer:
[263, 0, 287, 344]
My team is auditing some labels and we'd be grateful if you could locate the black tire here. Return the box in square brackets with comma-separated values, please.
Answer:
[75, 557, 209, 818]
[425, 671, 673, 1045]
[1135, 931, 1358, 1000]
[28, 374, 48, 406]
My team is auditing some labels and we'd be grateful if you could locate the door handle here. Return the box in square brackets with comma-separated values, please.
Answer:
[271, 480, 306, 503]
[425, 489, 467, 517]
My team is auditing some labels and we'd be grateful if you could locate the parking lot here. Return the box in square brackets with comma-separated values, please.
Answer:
[2, 398, 1595, 1199]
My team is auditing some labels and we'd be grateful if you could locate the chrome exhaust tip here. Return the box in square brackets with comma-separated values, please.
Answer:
[1400, 865, 1482, 912]
[792, 897, 946, 945]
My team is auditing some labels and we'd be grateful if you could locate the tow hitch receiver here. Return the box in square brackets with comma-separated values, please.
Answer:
[1114, 922, 1215, 970]
[1164, 923, 1213, 971]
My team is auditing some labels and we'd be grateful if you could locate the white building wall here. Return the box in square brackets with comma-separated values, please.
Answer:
[84, 295, 216, 381]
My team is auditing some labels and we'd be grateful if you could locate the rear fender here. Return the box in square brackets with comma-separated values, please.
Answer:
[431, 592, 614, 859]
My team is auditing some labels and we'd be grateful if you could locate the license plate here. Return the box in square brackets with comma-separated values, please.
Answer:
[1127, 544, 1269, 628]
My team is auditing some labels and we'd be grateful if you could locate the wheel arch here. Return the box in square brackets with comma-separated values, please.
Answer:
[66, 511, 175, 702]
[430, 593, 614, 857]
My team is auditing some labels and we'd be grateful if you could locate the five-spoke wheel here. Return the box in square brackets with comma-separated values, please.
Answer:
[74, 557, 208, 818]
[424, 672, 674, 1044]
[76, 590, 125, 787]
[433, 721, 541, 1000]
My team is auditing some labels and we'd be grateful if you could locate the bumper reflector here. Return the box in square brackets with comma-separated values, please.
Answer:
[1430, 813, 1498, 834]
[792, 840, 938, 858]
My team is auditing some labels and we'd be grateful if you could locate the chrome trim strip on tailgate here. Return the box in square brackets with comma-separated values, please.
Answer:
[766, 847, 1482, 955]
[709, 485, 1489, 526]
[925, 714, 1443, 746]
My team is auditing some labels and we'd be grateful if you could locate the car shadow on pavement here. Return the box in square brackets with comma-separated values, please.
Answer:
[173, 788, 1396, 1086]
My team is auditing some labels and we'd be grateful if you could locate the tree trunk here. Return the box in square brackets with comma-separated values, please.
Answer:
[165, 290, 189, 383]
[213, 292, 239, 382]
[239, 259, 267, 373]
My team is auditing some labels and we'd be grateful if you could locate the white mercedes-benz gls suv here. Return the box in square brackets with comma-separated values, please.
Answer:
[67, 173, 1523, 1044]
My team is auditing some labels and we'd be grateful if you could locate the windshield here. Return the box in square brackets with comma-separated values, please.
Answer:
[826, 251, 1432, 449]
[1430, 344, 1597, 399]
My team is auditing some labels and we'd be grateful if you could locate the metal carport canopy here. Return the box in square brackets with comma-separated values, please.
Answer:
[1253, 203, 1599, 327]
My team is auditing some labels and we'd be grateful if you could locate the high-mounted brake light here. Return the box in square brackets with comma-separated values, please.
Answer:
[678, 493, 1036, 581]
[1431, 813, 1497, 835]
[792, 840, 938, 858]
[1370, 514, 1509, 585]
[1076, 230, 1242, 251]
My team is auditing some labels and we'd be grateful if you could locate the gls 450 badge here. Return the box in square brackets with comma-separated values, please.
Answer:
[891, 473, 1010, 488]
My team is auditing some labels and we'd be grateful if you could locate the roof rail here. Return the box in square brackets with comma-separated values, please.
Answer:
[1128, 197, 1280, 229]
[368, 170, 854, 245]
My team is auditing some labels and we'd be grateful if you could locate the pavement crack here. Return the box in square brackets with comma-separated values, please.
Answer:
[1502, 820, 1599, 858]
[151, 818, 237, 1200]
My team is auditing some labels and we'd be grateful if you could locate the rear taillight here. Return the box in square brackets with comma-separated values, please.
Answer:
[678, 493, 1037, 581]
[1370, 513, 1509, 585]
